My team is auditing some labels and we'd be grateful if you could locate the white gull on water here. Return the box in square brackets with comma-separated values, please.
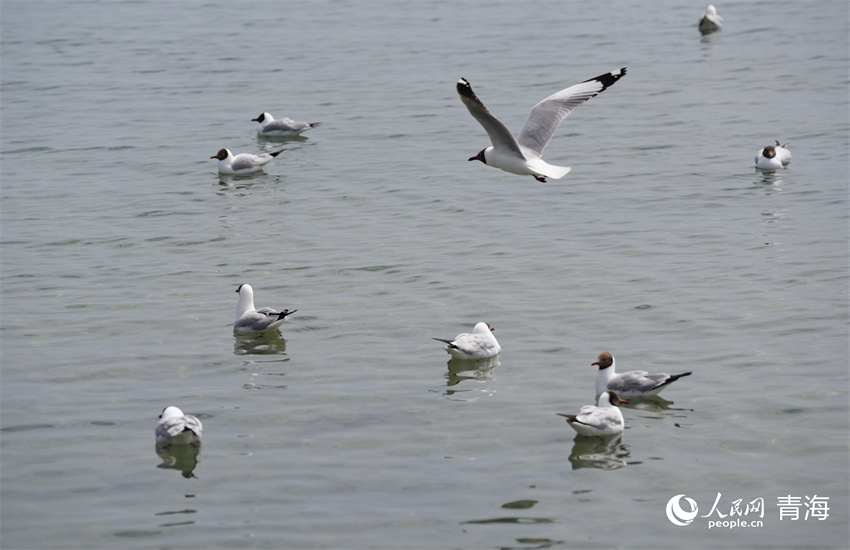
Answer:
[210, 148, 284, 175]
[557, 391, 628, 438]
[252, 112, 320, 137]
[699, 5, 723, 34]
[155, 406, 202, 446]
[433, 321, 501, 360]
[755, 141, 792, 170]
[456, 68, 626, 182]
[593, 352, 692, 398]
[234, 283, 296, 333]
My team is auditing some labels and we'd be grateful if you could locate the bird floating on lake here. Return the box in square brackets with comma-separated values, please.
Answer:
[699, 5, 723, 34]
[433, 321, 501, 360]
[210, 148, 283, 175]
[593, 352, 692, 398]
[755, 141, 792, 170]
[233, 283, 296, 333]
[252, 112, 320, 137]
[456, 67, 626, 182]
[155, 406, 202, 446]
[557, 391, 628, 438]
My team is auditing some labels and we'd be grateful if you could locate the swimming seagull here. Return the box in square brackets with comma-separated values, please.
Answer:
[252, 112, 320, 137]
[698, 5, 723, 34]
[210, 148, 284, 175]
[156, 406, 202, 446]
[234, 283, 296, 333]
[433, 321, 501, 360]
[594, 352, 692, 398]
[755, 141, 792, 170]
[557, 391, 628, 438]
[456, 68, 626, 182]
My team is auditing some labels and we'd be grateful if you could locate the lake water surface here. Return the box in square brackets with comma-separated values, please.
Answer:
[1, 1, 848, 549]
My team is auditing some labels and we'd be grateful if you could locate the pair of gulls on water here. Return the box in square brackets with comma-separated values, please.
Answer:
[558, 352, 692, 438]
[696, 5, 792, 170]
[155, 283, 296, 445]
[211, 112, 320, 175]
[696, 6, 792, 171]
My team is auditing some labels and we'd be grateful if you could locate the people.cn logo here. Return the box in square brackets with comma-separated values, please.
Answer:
[666, 494, 699, 526]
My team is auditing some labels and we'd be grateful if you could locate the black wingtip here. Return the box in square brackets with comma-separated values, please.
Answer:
[270, 149, 285, 158]
[584, 67, 627, 91]
[277, 309, 297, 320]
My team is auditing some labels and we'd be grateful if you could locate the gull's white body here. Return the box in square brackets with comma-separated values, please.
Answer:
[433, 321, 501, 360]
[211, 148, 282, 175]
[457, 68, 626, 181]
[252, 112, 320, 137]
[156, 406, 202, 445]
[594, 352, 692, 398]
[755, 142, 792, 170]
[699, 5, 723, 34]
[234, 283, 295, 333]
[481, 147, 571, 180]
[558, 392, 626, 438]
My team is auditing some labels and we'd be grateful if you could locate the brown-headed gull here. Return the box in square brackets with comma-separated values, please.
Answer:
[210, 148, 283, 175]
[433, 321, 501, 360]
[252, 112, 320, 137]
[699, 5, 723, 34]
[156, 406, 202, 446]
[456, 68, 626, 182]
[755, 141, 792, 170]
[557, 391, 628, 438]
[594, 352, 691, 398]
[234, 283, 296, 333]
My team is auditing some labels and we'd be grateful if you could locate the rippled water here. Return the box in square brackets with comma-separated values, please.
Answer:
[2, 1, 848, 549]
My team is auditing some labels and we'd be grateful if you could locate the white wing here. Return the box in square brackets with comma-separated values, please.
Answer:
[452, 333, 498, 357]
[264, 118, 310, 133]
[457, 78, 524, 157]
[517, 68, 626, 158]
[156, 415, 201, 440]
[235, 308, 295, 332]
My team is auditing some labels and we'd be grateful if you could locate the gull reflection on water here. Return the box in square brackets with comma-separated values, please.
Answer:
[754, 167, 788, 190]
[233, 330, 289, 356]
[443, 356, 500, 401]
[155, 441, 201, 478]
[568, 434, 630, 471]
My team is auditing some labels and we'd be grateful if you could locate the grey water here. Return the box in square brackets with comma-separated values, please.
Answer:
[1, 1, 848, 549]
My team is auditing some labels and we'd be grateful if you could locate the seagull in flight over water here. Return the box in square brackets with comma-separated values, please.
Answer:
[457, 68, 626, 182]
